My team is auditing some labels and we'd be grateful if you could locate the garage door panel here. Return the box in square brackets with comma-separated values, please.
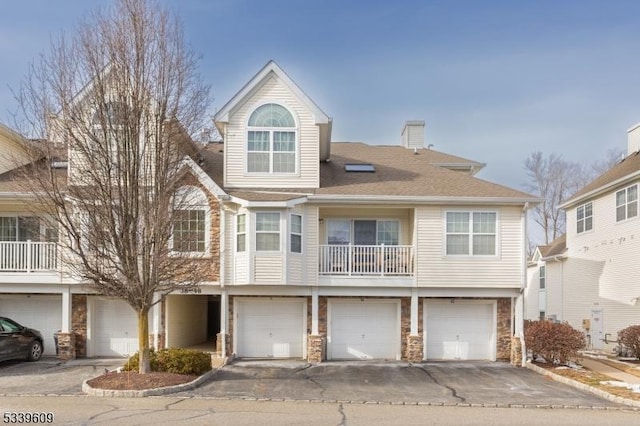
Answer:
[0, 297, 61, 356]
[236, 299, 305, 358]
[92, 298, 139, 357]
[426, 301, 495, 361]
[329, 301, 399, 360]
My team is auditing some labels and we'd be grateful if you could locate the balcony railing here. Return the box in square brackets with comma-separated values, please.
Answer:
[0, 241, 58, 272]
[319, 244, 414, 276]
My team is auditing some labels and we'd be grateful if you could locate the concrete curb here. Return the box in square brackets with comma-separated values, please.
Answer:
[525, 361, 640, 409]
[82, 357, 229, 398]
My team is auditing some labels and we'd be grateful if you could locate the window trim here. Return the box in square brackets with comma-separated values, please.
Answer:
[290, 213, 302, 254]
[169, 186, 211, 257]
[236, 214, 247, 253]
[444, 210, 499, 257]
[576, 202, 593, 234]
[324, 218, 401, 245]
[539, 265, 546, 290]
[245, 102, 298, 175]
[615, 184, 638, 223]
[255, 211, 281, 252]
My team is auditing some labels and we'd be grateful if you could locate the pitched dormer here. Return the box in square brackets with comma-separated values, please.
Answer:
[214, 61, 332, 190]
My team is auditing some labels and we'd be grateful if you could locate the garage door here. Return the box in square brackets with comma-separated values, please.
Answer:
[235, 299, 305, 358]
[328, 300, 400, 360]
[91, 298, 139, 357]
[0, 296, 61, 356]
[425, 301, 495, 361]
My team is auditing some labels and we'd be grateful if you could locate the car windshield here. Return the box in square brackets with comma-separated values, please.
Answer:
[0, 318, 23, 332]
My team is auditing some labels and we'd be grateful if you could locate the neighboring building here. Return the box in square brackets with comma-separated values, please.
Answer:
[0, 124, 225, 358]
[209, 61, 538, 363]
[526, 124, 640, 351]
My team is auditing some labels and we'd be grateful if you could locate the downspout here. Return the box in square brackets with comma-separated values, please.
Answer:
[519, 202, 530, 366]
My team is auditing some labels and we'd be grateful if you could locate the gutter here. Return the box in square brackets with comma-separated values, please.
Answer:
[307, 195, 543, 206]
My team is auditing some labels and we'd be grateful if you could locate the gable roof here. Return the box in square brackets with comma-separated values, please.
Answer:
[539, 234, 567, 260]
[561, 151, 640, 208]
[214, 60, 331, 126]
[200, 141, 539, 204]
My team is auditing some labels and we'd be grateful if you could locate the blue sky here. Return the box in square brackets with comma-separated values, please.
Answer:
[2, 0, 640, 193]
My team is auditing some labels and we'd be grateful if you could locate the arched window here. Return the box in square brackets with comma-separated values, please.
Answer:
[171, 186, 210, 254]
[247, 103, 296, 173]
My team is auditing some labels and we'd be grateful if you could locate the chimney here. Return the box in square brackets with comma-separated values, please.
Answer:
[401, 121, 425, 150]
[628, 122, 640, 155]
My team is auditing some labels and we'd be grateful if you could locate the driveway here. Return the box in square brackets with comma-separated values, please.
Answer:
[175, 360, 623, 408]
[0, 357, 125, 396]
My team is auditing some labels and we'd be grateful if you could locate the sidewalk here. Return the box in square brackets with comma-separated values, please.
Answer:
[580, 357, 640, 384]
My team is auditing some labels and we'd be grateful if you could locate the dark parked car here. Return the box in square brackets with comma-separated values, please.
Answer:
[0, 317, 44, 362]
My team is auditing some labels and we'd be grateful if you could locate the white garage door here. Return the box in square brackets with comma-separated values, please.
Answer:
[91, 298, 139, 357]
[328, 300, 400, 360]
[0, 296, 61, 356]
[235, 299, 305, 358]
[425, 301, 495, 361]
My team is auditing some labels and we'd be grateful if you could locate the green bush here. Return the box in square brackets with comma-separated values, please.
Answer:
[124, 348, 212, 375]
[524, 320, 585, 364]
[618, 325, 640, 360]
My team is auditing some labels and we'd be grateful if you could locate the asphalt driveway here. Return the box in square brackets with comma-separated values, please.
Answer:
[176, 360, 623, 408]
[0, 357, 628, 408]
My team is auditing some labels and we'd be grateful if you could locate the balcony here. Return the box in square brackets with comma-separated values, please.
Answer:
[319, 244, 414, 276]
[0, 241, 58, 272]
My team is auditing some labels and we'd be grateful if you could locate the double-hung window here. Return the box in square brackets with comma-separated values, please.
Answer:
[616, 185, 638, 222]
[247, 103, 296, 174]
[576, 202, 593, 233]
[236, 214, 246, 252]
[539, 265, 546, 290]
[445, 211, 497, 256]
[256, 212, 280, 251]
[290, 214, 302, 253]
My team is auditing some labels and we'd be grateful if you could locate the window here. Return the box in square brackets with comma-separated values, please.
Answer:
[445, 211, 497, 256]
[290, 214, 302, 253]
[576, 202, 593, 233]
[539, 265, 546, 290]
[325, 219, 400, 245]
[247, 104, 296, 174]
[256, 212, 280, 251]
[236, 214, 246, 252]
[0, 217, 42, 241]
[616, 185, 638, 222]
[171, 186, 209, 254]
[172, 210, 205, 253]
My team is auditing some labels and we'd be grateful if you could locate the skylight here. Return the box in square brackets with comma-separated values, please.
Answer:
[345, 163, 375, 173]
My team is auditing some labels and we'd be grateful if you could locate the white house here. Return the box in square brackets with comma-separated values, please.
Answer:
[209, 61, 539, 363]
[526, 124, 640, 351]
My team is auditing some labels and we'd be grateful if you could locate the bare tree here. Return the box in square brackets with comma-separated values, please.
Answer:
[13, 0, 211, 373]
[591, 147, 625, 176]
[523, 152, 589, 245]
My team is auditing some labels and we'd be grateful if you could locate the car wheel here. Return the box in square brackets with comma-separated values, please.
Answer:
[27, 341, 43, 361]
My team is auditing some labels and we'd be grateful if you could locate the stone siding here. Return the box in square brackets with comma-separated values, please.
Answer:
[496, 298, 512, 361]
[72, 295, 87, 357]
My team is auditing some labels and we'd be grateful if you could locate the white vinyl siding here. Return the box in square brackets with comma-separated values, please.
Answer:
[562, 182, 640, 349]
[416, 206, 522, 288]
[224, 76, 320, 188]
[254, 256, 284, 284]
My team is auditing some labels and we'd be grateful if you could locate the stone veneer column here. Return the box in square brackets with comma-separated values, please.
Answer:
[406, 335, 423, 363]
[307, 334, 325, 363]
[55, 332, 76, 360]
[216, 332, 230, 357]
[510, 336, 523, 366]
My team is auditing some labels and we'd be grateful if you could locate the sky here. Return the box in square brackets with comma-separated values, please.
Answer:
[1, 0, 640, 198]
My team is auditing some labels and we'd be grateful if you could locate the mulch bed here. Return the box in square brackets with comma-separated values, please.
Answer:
[86, 371, 197, 390]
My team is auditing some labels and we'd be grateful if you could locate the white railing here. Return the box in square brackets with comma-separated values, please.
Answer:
[0, 241, 58, 272]
[319, 244, 413, 276]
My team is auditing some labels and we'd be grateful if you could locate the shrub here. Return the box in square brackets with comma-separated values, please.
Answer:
[124, 348, 212, 375]
[524, 320, 586, 364]
[618, 325, 640, 360]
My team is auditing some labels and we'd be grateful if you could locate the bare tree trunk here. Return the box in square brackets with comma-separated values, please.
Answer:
[137, 308, 150, 374]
